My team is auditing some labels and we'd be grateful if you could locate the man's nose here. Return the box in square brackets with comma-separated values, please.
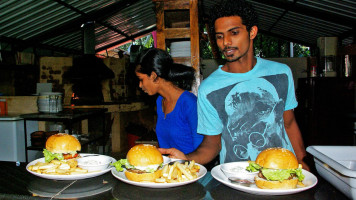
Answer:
[224, 36, 232, 46]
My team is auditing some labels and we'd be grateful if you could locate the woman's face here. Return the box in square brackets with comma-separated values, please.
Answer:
[135, 71, 158, 96]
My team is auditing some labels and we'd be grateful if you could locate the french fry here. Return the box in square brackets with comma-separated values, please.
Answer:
[167, 179, 178, 183]
[154, 160, 200, 183]
[38, 163, 56, 170]
[177, 163, 193, 180]
[188, 160, 195, 169]
[43, 168, 56, 174]
[155, 178, 167, 183]
[298, 181, 305, 187]
[50, 160, 62, 165]
[162, 164, 169, 177]
[168, 162, 177, 179]
[28, 158, 89, 175]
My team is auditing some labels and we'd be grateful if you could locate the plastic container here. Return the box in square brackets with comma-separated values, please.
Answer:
[0, 99, 7, 115]
[307, 146, 356, 199]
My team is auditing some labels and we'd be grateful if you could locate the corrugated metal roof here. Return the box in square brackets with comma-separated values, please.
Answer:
[202, 0, 355, 46]
[0, 0, 355, 55]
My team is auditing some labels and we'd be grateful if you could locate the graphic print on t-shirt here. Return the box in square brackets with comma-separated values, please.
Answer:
[206, 74, 291, 163]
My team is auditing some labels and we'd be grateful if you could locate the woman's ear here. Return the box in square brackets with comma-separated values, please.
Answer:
[249, 26, 258, 39]
[150, 72, 158, 82]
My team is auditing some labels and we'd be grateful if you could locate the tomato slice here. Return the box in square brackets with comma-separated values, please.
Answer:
[63, 153, 78, 160]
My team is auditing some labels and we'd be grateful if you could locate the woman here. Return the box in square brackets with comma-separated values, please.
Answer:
[135, 48, 203, 154]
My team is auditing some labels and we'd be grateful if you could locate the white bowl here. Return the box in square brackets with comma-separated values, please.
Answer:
[220, 162, 258, 182]
[77, 155, 113, 172]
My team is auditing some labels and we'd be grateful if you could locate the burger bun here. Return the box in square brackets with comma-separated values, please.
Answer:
[255, 176, 299, 189]
[125, 169, 163, 182]
[255, 147, 298, 169]
[127, 144, 163, 166]
[45, 133, 81, 154]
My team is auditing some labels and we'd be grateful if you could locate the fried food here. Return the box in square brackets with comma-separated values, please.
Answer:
[154, 160, 200, 183]
[28, 159, 88, 175]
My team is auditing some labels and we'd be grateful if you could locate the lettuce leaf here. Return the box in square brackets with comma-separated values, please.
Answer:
[111, 159, 134, 172]
[43, 149, 64, 163]
[262, 167, 305, 182]
[246, 162, 262, 172]
[246, 161, 305, 182]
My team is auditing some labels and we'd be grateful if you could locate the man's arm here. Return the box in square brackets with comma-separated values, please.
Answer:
[284, 109, 310, 171]
[159, 135, 221, 165]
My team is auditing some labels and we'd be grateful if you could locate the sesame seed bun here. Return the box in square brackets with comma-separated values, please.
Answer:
[255, 147, 299, 169]
[45, 133, 81, 154]
[126, 144, 163, 167]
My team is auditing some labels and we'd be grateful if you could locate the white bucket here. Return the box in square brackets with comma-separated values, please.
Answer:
[37, 92, 63, 113]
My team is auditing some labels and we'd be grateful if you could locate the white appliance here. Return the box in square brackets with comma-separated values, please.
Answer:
[0, 115, 38, 162]
[307, 146, 356, 199]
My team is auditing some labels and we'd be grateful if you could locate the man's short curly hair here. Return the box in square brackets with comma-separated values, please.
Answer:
[209, 0, 258, 35]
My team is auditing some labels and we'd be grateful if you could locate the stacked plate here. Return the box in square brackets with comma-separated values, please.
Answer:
[170, 41, 191, 57]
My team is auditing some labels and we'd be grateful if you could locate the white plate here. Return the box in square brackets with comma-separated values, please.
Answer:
[26, 154, 116, 180]
[111, 163, 207, 188]
[211, 163, 318, 195]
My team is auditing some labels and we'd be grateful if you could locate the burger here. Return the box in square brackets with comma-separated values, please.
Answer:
[112, 144, 163, 182]
[43, 133, 81, 163]
[246, 147, 305, 189]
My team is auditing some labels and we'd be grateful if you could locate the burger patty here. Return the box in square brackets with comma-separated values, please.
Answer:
[258, 171, 296, 180]
[127, 166, 160, 174]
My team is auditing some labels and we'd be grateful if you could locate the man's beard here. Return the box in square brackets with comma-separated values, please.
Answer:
[222, 45, 250, 62]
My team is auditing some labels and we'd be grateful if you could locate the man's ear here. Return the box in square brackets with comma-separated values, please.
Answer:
[249, 26, 258, 39]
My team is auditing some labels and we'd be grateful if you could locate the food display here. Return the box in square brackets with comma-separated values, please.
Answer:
[28, 133, 88, 175]
[111, 144, 201, 183]
[246, 147, 305, 189]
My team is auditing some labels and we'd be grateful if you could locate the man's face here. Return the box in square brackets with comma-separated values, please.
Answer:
[214, 16, 252, 62]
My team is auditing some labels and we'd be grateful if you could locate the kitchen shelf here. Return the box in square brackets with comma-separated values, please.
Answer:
[20, 108, 108, 162]
[153, 0, 200, 71]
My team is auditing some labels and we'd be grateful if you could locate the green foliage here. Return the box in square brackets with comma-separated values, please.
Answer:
[118, 34, 155, 52]
[115, 32, 310, 59]
[254, 34, 310, 58]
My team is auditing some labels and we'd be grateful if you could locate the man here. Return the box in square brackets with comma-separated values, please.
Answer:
[159, 0, 309, 170]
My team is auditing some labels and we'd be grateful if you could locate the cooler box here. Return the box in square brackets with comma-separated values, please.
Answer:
[0, 115, 26, 162]
[307, 146, 356, 199]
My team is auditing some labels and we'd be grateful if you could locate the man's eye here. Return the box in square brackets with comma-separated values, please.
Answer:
[216, 35, 223, 39]
[232, 31, 239, 35]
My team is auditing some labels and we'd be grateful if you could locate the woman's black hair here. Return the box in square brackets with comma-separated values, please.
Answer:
[209, 0, 258, 38]
[136, 48, 195, 91]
